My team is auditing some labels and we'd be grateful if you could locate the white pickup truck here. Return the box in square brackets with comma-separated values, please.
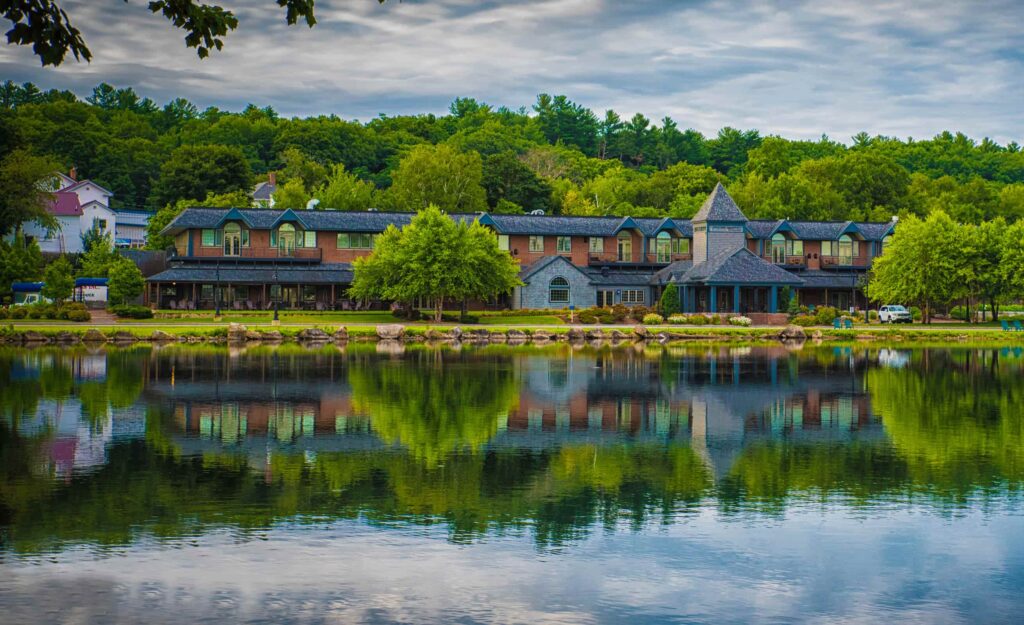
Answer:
[878, 305, 913, 323]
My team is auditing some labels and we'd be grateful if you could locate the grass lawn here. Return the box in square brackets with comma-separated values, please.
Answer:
[478, 315, 565, 325]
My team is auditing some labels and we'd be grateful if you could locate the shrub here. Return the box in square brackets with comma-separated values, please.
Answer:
[814, 306, 839, 325]
[688, 314, 707, 325]
[787, 294, 801, 316]
[630, 305, 653, 320]
[42, 305, 58, 319]
[642, 313, 664, 325]
[598, 313, 616, 324]
[66, 309, 91, 322]
[392, 307, 423, 321]
[729, 316, 752, 327]
[578, 310, 598, 324]
[710, 314, 721, 325]
[910, 306, 923, 321]
[0, 308, 7, 320]
[10, 307, 27, 319]
[659, 283, 680, 317]
[26, 306, 43, 319]
[667, 314, 688, 325]
[791, 315, 817, 327]
[610, 304, 628, 322]
[868, 310, 878, 321]
[110, 304, 154, 319]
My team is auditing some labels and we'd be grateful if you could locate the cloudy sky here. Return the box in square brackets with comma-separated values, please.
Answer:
[1, 0, 1022, 143]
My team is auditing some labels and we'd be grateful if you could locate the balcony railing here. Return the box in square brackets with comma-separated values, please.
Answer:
[765, 255, 806, 267]
[175, 246, 323, 264]
[820, 255, 865, 268]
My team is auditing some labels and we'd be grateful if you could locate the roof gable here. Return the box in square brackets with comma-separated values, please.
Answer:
[682, 248, 803, 285]
[271, 208, 308, 229]
[64, 179, 114, 197]
[215, 207, 252, 228]
[692, 183, 747, 223]
[520, 255, 592, 283]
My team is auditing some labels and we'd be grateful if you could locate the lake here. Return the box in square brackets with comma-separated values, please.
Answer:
[1, 342, 1022, 624]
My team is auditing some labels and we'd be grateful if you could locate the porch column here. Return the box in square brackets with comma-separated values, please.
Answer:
[769, 286, 778, 313]
[680, 284, 688, 313]
[709, 286, 717, 313]
[733, 285, 741, 313]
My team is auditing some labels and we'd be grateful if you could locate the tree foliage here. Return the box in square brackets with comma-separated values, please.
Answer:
[0, 234, 42, 301]
[350, 205, 522, 321]
[41, 255, 74, 303]
[107, 257, 145, 305]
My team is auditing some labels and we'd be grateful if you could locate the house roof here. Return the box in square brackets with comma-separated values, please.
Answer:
[48, 191, 82, 216]
[794, 270, 865, 289]
[113, 209, 154, 227]
[63, 179, 113, 197]
[584, 268, 657, 287]
[146, 263, 355, 285]
[691, 183, 747, 223]
[252, 181, 276, 201]
[745, 219, 892, 241]
[650, 259, 694, 285]
[680, 248, 804, 285]
[520, 255, 592, 283]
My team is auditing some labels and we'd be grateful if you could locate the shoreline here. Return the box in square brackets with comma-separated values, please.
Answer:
[3, 321, 1023, 347]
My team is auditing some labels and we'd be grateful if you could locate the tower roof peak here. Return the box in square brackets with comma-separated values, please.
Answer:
[692, 183, 747, 223]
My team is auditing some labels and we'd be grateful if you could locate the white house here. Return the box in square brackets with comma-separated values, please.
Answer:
[252, 172, 277, 208]
[113, 209, 153, 248]
[23, 171, 116, 253]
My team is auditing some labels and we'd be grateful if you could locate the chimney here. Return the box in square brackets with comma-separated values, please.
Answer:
[268, 171, 277, 186]
[69, 166, 77, 181]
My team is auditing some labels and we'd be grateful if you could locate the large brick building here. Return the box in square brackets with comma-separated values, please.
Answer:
[147, 184, 894, 313]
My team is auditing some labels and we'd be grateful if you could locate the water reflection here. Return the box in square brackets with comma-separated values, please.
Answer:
[2, 344, 1023, 622]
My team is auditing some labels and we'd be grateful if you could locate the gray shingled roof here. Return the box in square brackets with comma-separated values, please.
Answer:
[584, 268, 657, 286]
[650, 259, 694, 285]
[795, 271, 865, 289]
[745, 219, 894, 242]
[146, 263, 354, 284]
[520, 255, 592, 282]
[691, 183, 747, 222]
[114, 209, 154, 227]
[680, 248, 804, 285]
[485, 214, 625, 236]
[252, 181, 276, 201]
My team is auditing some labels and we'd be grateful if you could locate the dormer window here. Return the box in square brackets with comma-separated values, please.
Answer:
[770, 233, 787, 263]
[655, 231, 672, 263]
[617, 232, 632, 262]
[222, 222, 249, 256]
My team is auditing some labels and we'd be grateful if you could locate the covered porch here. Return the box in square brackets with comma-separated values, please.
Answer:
[144, 263, 366, 311]
[673, 248, 805, 315]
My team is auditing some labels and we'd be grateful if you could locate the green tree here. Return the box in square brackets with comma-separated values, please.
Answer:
[41, 255, 74, 304]
[314, 164, 377, 211]
[1001, 220, 1024, 307]
[0, 149, 59, 236]
[0, 234, 43, 302]
[107, 257, 145, 305]
[386, 144, 487, 212]
[866, 211, 962, 322]
[148, 144, 252, 208]
[78, 231, 118, 278]
[271, 178, 311, 209]
[279, 147, 328, 190]
[481, 151, 552, 212]
[350, 205, 522, 321]
[659, 283, 680, 316]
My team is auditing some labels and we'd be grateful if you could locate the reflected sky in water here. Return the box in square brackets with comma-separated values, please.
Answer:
[1, 343, 1023, 624]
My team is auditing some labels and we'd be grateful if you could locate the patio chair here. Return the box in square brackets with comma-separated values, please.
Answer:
[843, 318, 853, 329]
[316, 302, 325, 311]
[832, 318, 841, 329]
[246, 300, 254, 310]
[188, 301, 196, 310]
[233, 301, 242, 310]
[169, 299, 177, 310]
[1015, 320, 1023, 332]
[1002, 320, 1012, 331]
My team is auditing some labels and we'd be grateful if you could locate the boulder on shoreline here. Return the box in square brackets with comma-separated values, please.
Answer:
[333, 327, 349, 342]
[297, 328, 330, 342]
[778, 325, 807, 341]
[150, 330, 175, 342]
[377, 324, 405, 340]
[83, 329, 107, 343]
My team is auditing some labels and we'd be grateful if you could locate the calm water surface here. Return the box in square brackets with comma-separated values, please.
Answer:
[1, 342, 1022, 624]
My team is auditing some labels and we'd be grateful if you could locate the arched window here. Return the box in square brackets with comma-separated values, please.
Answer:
[838, 234, 854, 261]
[771, 233, 787, 263]
[617, 232, 632, 262]
[655, 231, 672, 263]
[222, 222, 244, 256]
[277, 223, 297, 254]
[549, 277, 570, 304]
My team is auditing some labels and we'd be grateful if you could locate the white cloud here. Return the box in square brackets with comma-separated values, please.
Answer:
[0, 0, 1021, 142]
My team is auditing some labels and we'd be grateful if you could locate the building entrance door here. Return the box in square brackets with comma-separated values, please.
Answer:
[597, 290, 614, 307]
